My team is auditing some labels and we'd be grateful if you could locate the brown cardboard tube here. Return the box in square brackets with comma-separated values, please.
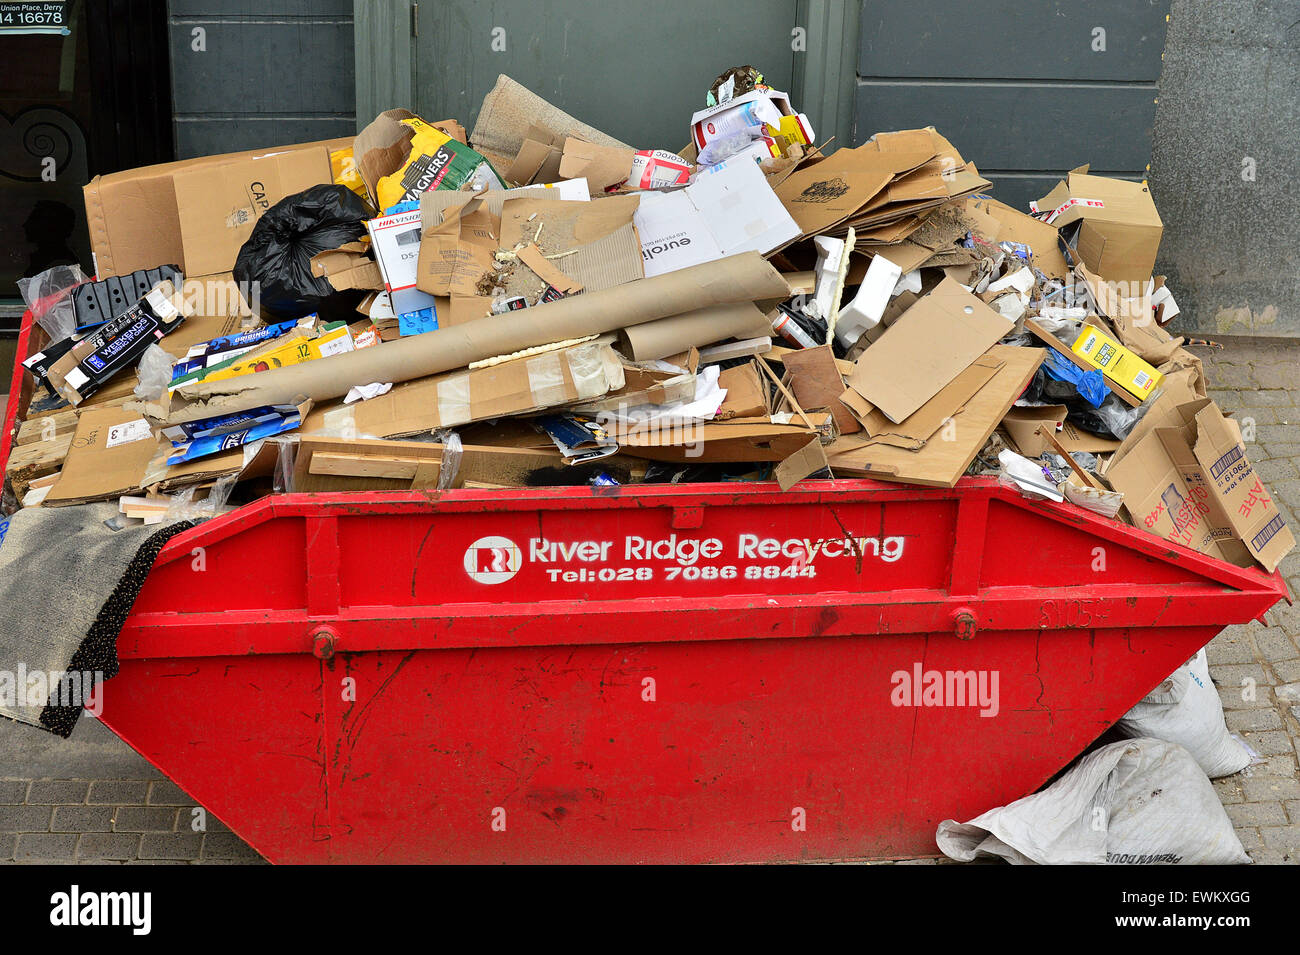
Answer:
[616, 303, 772, 362]
[167, 252, 789, 422]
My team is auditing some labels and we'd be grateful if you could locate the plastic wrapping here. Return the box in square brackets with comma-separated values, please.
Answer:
[18, 264, 87, 341]
[133, 343, 175, 403]
[435, 375, 472, 427]
[525, 351, 567, 408]
[162, 472, 239, 522]
[233, 184, 372, 319]
[273, 437, 299, 494]
[1071, 391, 1153, 441]
[1039, 350, 1108, 407]
[434, 430, 463, 491]
[997, 449, 1064, 502]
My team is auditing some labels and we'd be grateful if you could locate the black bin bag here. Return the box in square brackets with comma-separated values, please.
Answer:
[233, 184, 373, 319]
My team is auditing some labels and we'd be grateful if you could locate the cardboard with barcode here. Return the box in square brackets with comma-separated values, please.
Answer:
[1191, 402, 1294, 572]
[1106, 398, 1291, 571]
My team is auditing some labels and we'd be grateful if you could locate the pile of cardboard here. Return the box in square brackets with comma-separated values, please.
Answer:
[3, 68, 1293, 574]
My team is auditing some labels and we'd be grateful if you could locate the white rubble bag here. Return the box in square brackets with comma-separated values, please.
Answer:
[936, 739, 1250, 865]
[1116, 649, 1252, 778]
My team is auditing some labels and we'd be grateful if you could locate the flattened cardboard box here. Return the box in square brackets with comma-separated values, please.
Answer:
[317, 342, 625, 438]
[45, 406, 157, 505]
[173, 147, 332, 277]
[829, 345, 1042, 487]
[85, 137, 350, 279]
[848, 277, 1012, 424]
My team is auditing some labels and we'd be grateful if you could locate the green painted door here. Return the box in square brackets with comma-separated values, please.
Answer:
[411, 0, 801, 151]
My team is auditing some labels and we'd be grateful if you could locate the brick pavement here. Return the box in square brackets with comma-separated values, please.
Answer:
[0, 341, 1297, 864]
[1199, 341, 1300, 865]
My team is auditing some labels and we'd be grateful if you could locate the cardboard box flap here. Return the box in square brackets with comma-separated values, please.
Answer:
[45, 406, 157, 505]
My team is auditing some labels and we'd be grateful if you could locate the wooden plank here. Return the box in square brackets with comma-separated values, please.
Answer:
[1036, 424, 1106, 489]
[310, 452, 426, 480]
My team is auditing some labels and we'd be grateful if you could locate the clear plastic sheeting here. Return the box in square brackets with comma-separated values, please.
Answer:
[133, 344, 175, 404]
[163, 472, 239, 522]
[434, 430, 463, 490]
[18, 264, 87, 341]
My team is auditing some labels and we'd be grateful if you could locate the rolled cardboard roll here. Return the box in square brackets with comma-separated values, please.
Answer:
[616, 303, 771, 362]
[166, 252, 789, 423]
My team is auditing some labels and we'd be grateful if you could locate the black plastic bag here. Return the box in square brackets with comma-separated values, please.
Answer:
[233, 184, 373, 319]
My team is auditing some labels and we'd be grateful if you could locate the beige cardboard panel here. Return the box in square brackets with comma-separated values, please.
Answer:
[173, 147, 332, 277]
[84, 136, 353, 278]
[828, 345, 1042, 487]
[774, 435, 829, 490]
[45, 406, 157, 505]
[1106, 424, 1245, 566]
[853, 354, 1003, 450]
[616, 412, 832, 463]
[1191, 403, 1296, 572]
[1036, 173, 1163, 283]
[166, 252, 789, 422]
[559, 138, 635, 193]
[330, 342, 624, 438]
[416, 194, 499, 297]
[498, 195, 643, 294]
[848, 277, 1012, 424]
[1108, 369, 1200, 469]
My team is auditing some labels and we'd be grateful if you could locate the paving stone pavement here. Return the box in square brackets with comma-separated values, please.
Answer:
[0, 342, 1297, 865]
[1199, 341, 1300, 866]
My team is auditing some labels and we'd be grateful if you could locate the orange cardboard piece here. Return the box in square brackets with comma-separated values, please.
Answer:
[781, 344, 861, 435]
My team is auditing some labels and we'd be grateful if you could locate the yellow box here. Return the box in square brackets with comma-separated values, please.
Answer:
[1070, 325, 1163, 401]
[186, 324, 354, 387]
